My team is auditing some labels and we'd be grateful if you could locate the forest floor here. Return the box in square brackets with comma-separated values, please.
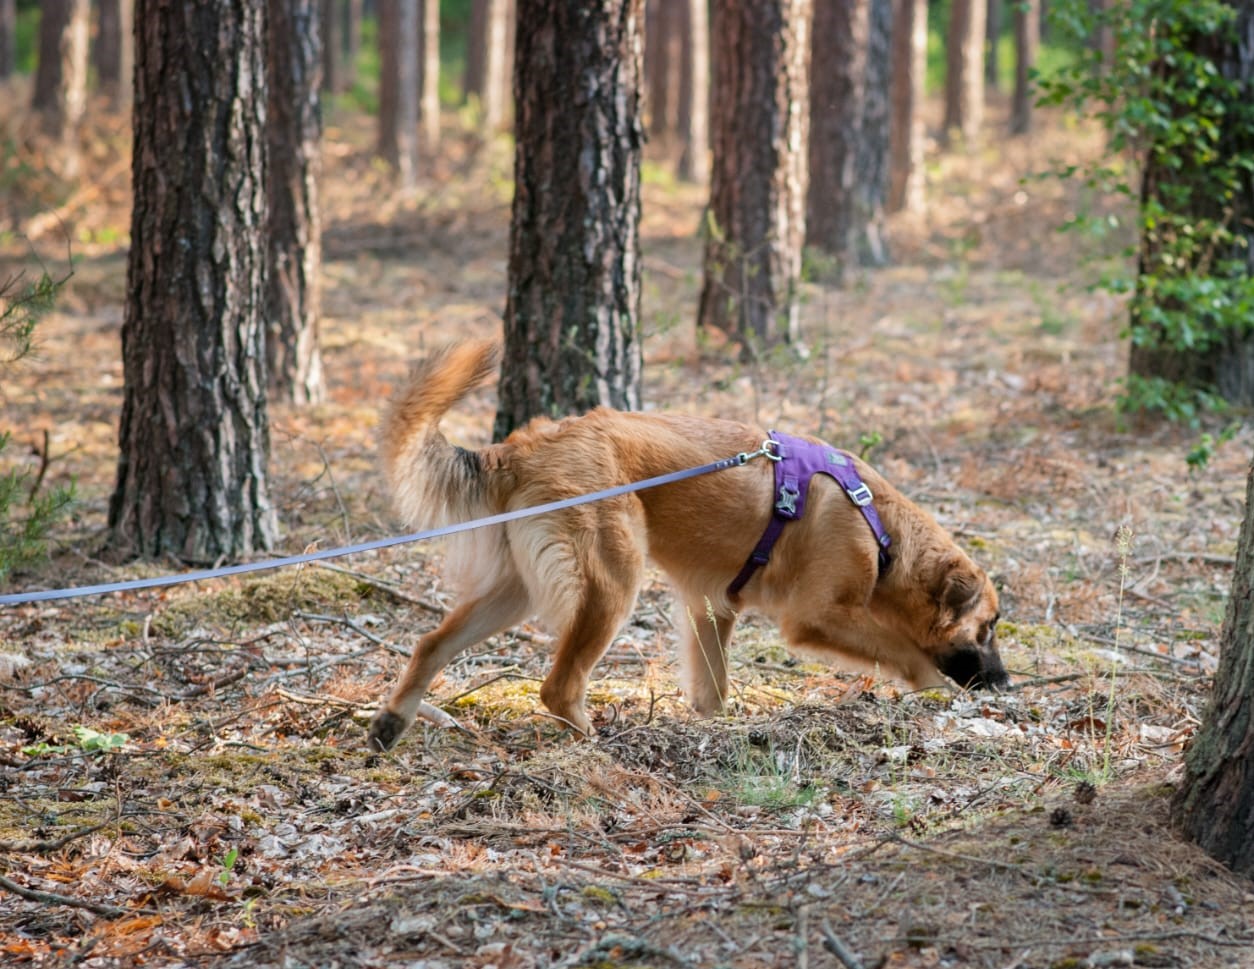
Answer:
[1, 92, 1252, 969]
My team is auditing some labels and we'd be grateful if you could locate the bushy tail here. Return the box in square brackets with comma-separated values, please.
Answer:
[382, 339, 501, 529]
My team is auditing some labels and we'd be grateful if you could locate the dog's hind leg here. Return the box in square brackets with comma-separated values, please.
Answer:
[368, 575, 530, 751]
[678, 596, 736, 715]
[534, 525, 645, 736]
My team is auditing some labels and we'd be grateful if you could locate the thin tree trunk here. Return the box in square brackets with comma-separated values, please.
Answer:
[268, 0, 326, 406]
[1173, 458, 1254, 877]
[94, 0, 133, 108]
[321, 0, 342, 92]
[646, 0, 681, 140]
[378, 0, 419, 187]
[676, 0, 709, 183]
[943, 0, 986, 145]
[31, 0, 89, 175]
[985, 0, 1001, 89]
[806, 0, 868, 270]
[1011, 0, 1039, 134]
[494, 0, 645, 440]
[109, 0, 277, 563]
[0, 0, 14, 79]
[699, 0, 811, 351]
[465, 0, 513, 130]
[343, 0, 362, 89]
[418, 0, 440, 151]
[889, 0, 926, 213]
[856, 0, 893, 267]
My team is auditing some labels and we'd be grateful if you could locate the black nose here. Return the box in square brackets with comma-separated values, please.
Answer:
[940, 647, 1009, 691]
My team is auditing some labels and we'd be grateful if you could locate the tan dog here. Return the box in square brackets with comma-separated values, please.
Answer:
[368, 340, 1007, 751]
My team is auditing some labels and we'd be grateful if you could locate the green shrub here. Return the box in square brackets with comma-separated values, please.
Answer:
[1, 271, 75, 582]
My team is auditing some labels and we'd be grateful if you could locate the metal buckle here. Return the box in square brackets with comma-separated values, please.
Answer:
[776, 485, 799, 516]
[761, 438, 782, 462]
[846, 482, 874, 507]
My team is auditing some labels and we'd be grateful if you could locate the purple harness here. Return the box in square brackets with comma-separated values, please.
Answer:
[726, 431, 893, 598]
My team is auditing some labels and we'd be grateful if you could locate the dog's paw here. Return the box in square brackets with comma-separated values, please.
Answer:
[367, 709, 408, 752]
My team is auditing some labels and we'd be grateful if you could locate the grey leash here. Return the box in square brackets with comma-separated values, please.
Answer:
[0, 443, 779, 606]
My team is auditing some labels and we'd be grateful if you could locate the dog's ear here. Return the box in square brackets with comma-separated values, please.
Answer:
[932, 557, 984, 619]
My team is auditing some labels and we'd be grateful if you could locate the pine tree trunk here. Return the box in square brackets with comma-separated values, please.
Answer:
[985, 0, 1001, 89]
[806, 0, 868, 271]
[699, 0, 811, 350]
[378, 0, 419, 186]
[109, 0, 277, 563]
[0, 0, 14, 80]
[343, 0, 362, 89]
[94, 0, 133, 108]
[856, 0, 893, 267]
[1173, 459, 1254, 877]
[464, 0, 513, 130]
[494, 0, 645, 440]
[31, 0, 89, 174]
[889, 0, 926, 213]
[418, 0, 440, 152]
[676, 0, 709, 183]
[268, 0, 326, 406]
[943, 0, 986, 145]
[646, 0, 681, 140]
[321, 0, 343, 92]
[1011, 0, 1038, 134]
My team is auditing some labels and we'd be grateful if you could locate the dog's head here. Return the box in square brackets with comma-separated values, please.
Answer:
[926, 556, 1009, 691]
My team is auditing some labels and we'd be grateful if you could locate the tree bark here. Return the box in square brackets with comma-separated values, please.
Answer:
[889, 0, 926, 213]
[464, 0, 514, 131]
[343, 0, 362, 89]
[94, 0, 134, 108]
[31, 0, 89, 174]
[108, 0, 277, 564]
[321, 0, 343, 92]
[268, 0, 326, 406]
[0, 0, 14, 80]
[856, 0, 893, 267]
[943, 0, 986, 145]
[378, 0, 419, 186]
[699, 0, 811, 351]
[1011, 0, 1039, 134]
[646, 0, 681, 139]
[418, 0, 440, 151]
[494, 0, 645, 440]
[1173, 459, 1254, 877]
[676, 0, 709, 183]
[807, 0, 889, 272]
[985, 0, 1001, 90]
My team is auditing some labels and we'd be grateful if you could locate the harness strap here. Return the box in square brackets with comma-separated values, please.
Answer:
[726, 431, 893, 599]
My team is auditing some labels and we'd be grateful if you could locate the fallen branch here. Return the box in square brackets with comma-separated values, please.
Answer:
[0, 873, 135, 918]
[819, 920, 865, 969]
[0, 820, 113, 854]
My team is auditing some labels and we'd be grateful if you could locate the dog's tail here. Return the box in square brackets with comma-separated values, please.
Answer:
[382, 339, 501, 529]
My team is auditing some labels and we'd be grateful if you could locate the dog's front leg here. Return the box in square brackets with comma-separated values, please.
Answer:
[678, 597, 736, 715]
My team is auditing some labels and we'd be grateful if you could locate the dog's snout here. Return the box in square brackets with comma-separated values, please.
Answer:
[939, 644, 1010, 691]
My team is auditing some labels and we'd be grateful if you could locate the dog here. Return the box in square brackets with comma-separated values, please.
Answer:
[368, 340, 1007, 751]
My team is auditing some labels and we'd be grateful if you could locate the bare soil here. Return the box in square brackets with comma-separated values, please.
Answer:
[1, 94, 1251, 968]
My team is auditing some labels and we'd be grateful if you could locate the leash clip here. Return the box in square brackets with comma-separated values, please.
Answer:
[735, 438, 784, 465]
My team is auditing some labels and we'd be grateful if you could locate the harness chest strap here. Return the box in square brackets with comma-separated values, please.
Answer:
[726, 431, 893, 598]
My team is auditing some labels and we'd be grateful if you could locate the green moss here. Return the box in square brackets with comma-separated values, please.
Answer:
[150, 568, 373, 638]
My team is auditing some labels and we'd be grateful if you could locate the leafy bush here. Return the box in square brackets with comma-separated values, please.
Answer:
[1, 271, 75, 582]
[1036, 0, 1254, 419]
